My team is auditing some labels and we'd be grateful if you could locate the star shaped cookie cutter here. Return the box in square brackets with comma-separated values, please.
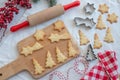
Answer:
[74, 17, 96, 29]
[84, 3, 95, 15]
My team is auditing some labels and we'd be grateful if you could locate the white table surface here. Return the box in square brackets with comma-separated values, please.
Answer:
[0, 0, 120, 80]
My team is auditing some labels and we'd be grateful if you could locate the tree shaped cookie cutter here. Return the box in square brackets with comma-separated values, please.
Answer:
[74, 17, 96, 29]
[84, 3, 95, 15]
[85, 44, 97, 61]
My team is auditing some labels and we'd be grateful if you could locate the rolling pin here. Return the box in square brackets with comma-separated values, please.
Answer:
[10, 0, 80, 32]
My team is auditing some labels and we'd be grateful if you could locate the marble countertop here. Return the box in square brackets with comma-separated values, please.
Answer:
[0, 0, 120, 80]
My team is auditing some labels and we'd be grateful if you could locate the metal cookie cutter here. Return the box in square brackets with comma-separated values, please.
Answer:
[85, 44, 97, 61]
[84, 3, 95, 15]
[74, 17, 96, 28]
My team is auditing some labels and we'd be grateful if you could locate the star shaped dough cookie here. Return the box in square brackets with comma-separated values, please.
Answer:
[21, 46, 33, 56]
[54, 20, 64, 32]
[34, 30, 45, 41]
[107, 13, 118, 24]
[48, 33, 60, 42]
[98, 4, 109, 14]
[48, 33, 70, 42]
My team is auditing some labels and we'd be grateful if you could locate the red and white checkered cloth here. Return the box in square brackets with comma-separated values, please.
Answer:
[80, 51, 119, 80]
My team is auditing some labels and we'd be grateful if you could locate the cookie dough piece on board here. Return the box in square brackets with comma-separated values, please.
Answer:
[56, 47, 67, 63]
[32, 58, 45, 75]
[79, 30, 90, 45]
[32, 42, 43, 51]
[94, 33, 102, 49]
[34, 30, 45, 41]
[21, 46, 33, 56]
[104, 27, 114, 43]
[21, 42, 43, 56]
[68, 41, 78, 57]
[54, 20, 65, 32]
[48, 33, 70, 42]
[45, 51, 56, 68]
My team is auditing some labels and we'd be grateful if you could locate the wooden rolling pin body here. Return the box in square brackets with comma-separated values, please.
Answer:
[28, 4, 64, 26]
[10, 0, 80, 32]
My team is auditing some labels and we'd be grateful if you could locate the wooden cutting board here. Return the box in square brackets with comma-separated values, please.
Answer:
[0, 20, 80, 80]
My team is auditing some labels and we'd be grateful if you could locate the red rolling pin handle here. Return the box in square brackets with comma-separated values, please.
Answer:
[10, 0, 80, 32]
[64, 0, 80, 11]
[10, 21, 29, 32]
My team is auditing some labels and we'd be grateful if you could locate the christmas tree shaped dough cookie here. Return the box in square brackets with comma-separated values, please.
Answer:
[54, 20, 64, 32]
[107, 13, 118, 24]
[104, 27, 114, 43]
[96, 15, 106, 30]
[68, 41, 77, 57]
[32, 42, 43, 51]
[21, 46, 33, 56]
[45, 51, 56, 68]
[98, 4, 109, 14]
[79, 30, 90, 45]
[56, 47, 67, 63]
[94, 33, 102, 49]
[32, 58, 45, 75]
[34, 30, 45, 41]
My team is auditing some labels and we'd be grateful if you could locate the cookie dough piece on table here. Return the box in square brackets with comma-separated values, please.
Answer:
[32, 58, 45, 75]
[96, 15, 106, 30]
[98, 4, 109, 14]
[94, 33, 102, 49]
[104, 27, 114, 43]
[107, 13, 118, 24]
[79, 30, 90, 45]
